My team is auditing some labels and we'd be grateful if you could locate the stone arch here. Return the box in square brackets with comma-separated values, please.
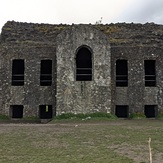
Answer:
[75, 45, 93, 81]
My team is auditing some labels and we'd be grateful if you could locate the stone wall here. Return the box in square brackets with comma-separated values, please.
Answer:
[111, 46, 163, 114]
[1, 21, 163, 118]
[56, 25, 111, 114]
[0, 43, 56, 117]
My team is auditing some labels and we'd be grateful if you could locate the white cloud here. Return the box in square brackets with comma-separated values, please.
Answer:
[54, 0, 131, 24]
[114, 0, 163, 23]
[0, 0, 163, 31]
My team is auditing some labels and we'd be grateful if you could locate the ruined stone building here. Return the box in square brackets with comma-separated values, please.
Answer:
[0, 21, 163, 119]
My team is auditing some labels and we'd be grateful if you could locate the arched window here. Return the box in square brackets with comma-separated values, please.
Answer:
[76, 47, 92, 81]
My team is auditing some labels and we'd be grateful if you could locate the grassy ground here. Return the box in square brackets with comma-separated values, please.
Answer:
[0, 119, 163, 163]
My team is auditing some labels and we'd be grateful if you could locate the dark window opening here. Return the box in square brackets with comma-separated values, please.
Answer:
[116, 60, 128, 87]
[144, 60, 156, 86]
[144, 105, 157, 118]
[76, 47, 92, 81]
[40, 60, 52, 86]
[39, 105, 53, 119]
[115, 105, 129, 118]
[11, 105, 23, 118]
[12, 59, 24, 86]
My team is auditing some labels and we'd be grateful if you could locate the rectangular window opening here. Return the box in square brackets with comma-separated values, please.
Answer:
[116, 60, 128, 87]
[144, 60, 156, 87]
[12, 59, 24, 86]
[115, 105, 129, 118]
[144, 105, 157, 118]
[40, 60, 52, 86]
[10, 105, 23, 118]
[39, 105, 53, 119]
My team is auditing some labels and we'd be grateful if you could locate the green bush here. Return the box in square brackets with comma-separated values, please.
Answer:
[129, 112, 146, 119]
[89, 112, 117, 118]
[157, 114, 163, 119]
[55, 112, 117, 120]
[0, 114, 9, 120]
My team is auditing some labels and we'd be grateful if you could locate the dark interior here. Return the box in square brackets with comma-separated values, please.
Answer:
[144, 60, 156, 86]
[76, 47, 92, 81]
[40, 60, 52, 86]
[116, 60, 128, 87]
[115, 105, 129, 118]
[144, 105, 156, 118]
[39, 105, 53, 119]
[12, 59, 24, 86]
[11, 105, 23, 118]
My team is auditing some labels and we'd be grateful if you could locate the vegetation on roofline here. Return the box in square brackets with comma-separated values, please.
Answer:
[95, 24, 121, 34]
[35, 25, 67, 33]
[2, 20, 163, 45]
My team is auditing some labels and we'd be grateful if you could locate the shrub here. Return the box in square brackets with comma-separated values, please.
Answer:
[0, 114, 9, 120]
[55, 112, 117, 120]
[129, 112, 146, 119]
[157, 114, 163, 119]
[89, 112, 117, 119]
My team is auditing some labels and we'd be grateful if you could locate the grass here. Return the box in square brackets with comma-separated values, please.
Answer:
[55, 112, 117, 120]
[0, 119, 163, 162]
[0, 114, 9, 120]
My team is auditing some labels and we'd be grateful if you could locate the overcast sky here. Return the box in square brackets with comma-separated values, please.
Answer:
[1, 0, 163, 31]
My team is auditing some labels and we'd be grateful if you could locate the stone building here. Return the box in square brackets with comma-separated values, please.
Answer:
[0, 21, 163, 119]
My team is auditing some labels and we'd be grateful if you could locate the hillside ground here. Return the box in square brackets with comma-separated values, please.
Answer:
[0, 119, 163, 163]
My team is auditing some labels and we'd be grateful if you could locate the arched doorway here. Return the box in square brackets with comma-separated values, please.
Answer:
[76, 46, 92, 81]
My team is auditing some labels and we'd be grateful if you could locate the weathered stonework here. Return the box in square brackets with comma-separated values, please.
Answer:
[1, 21, 163, 119]
[56, 25, 111, 114]
[0, 44, 56, 117]
[111, 46, 163, 115]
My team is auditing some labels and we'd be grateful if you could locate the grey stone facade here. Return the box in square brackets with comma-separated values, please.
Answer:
[1, 21, 163, 119]
[56, 25, 111, 114]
